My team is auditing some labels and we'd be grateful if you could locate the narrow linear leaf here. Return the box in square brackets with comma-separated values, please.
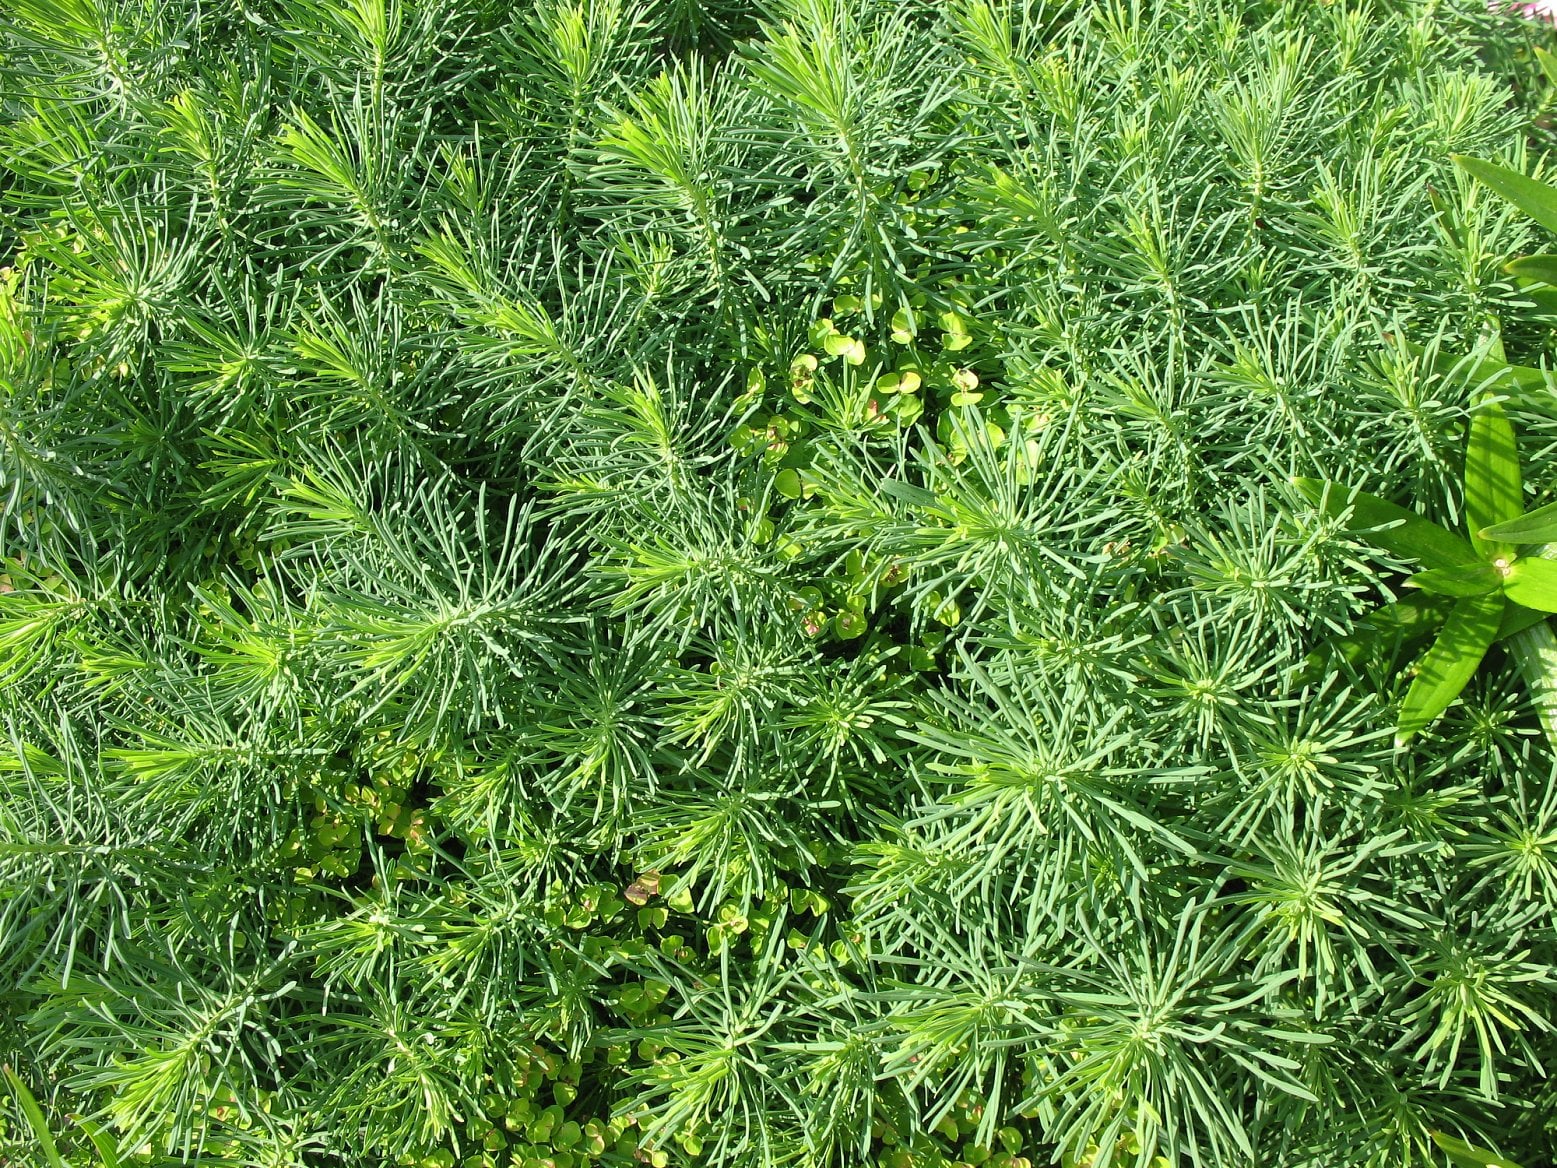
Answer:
[1465, 397, 1521, 560]
[1407, 563, 1501, 598]
[1454, 155, 1557, 236]
[1292, 478, 1476, 568]
[2, 1066, 65, 1168]
[1482, 499, 1557, 544]
[1397, 592, 1503, 744]
[1504, 557, 1557, 614]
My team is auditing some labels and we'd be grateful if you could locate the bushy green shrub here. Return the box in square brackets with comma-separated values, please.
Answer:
[4, 0, 1557, 1165]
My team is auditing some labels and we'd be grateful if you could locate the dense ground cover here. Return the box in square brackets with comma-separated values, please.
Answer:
[5, 0, 1557, 1164]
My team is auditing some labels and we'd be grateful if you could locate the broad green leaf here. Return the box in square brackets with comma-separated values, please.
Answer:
[1359, 592, 1455, 637]
[1465, 397, 1521, 560]
[1292, 478, 1476, 568]
[1505, 557, 1557, 613]
[2, 1065, 65, 1168]
[1485, 323, 1507, 364]
[1413, 342, 1557, 416]
[1497, 602, 1550, 642]
[1431, 1130, 1525, 1168]
[1397, 592, 1503, 744]
[1454, 155, 1557, 237]
[1408, 563, 1501, 597]
[75, 1115, 122, 1168]
[1481, 499, 1557, 544]
[1520, 285, 1557, 317]
[1303, 593, 1452, 683]
[1295, 594, 1438, 685]
[1506, 254, 1557, 285]
[1539, 45, 1557, 87]
[1409, 342, 1553, 397]
[1427, 182, 1459, 247]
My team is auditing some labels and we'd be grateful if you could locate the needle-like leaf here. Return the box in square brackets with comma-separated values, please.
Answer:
[1, 3, 1554, 1166]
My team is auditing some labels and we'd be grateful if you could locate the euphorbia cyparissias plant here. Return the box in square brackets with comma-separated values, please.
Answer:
[1297, 396, 1557, 746]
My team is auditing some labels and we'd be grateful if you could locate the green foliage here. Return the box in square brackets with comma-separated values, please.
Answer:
[1432, 1131, 1527, 1168]
[4, 1, 1557, 1167]
[1297, 395, 1557, 744]
[1298, 140, 1557, 751]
